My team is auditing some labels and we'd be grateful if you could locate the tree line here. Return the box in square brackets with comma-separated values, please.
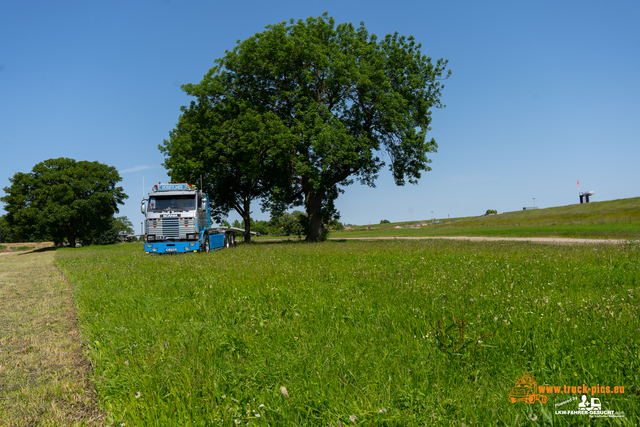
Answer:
[226, 211, 344, 238]
[2, 14, 449, 245]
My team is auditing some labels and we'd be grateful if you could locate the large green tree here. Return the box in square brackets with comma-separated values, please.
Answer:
[1, 158, 128, 247]
[164, 13, 449, 241]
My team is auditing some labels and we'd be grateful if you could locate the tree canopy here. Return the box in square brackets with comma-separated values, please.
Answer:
[1, 158, 128, 247]
[161, 13, 450, 241]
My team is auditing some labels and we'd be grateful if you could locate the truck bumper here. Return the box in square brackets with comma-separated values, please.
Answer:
[144, 241, 201, 254]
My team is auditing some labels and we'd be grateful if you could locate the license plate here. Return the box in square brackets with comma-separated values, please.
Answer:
[166, 248, 177, 252]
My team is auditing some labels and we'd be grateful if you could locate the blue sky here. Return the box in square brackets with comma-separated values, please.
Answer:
[1, 0, 638, 229]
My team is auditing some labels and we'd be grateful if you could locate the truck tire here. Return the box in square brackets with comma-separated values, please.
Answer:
[224, 234, 230, 249]
[203, 234, 210, 253]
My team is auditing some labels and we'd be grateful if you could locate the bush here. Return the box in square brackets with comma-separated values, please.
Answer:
[380, 219, 391, 224]
[95, 225, 120, 245]
[329, 219, 345, 231]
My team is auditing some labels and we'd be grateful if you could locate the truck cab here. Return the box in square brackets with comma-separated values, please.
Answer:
[141, 182, 234, 254]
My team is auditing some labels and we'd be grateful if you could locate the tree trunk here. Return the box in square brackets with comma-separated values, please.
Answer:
[242, 199, 252, 243]
[305, 191, 323, 242]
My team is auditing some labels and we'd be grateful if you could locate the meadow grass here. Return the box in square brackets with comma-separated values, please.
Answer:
[55, 241, 640, 426]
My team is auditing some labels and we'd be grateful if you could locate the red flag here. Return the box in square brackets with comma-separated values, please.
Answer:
[577, 180, 580, 188]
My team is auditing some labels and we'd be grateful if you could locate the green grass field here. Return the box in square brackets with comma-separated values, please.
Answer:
[55, 240, 640, 426]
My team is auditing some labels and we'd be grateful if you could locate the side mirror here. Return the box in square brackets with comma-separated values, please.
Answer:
[140, 200, 146, 214]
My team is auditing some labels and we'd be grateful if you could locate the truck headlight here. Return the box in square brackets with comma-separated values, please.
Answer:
[147, 235, 156, 241]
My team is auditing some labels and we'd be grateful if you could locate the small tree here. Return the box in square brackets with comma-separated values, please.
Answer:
[329, 219, 345, 231]
[1, 158, 127, 247]
[251, 219, 270, 236]
[114, 216, 134, 235]
[95, 216, 134, 245]
[269, 211, 307, 236]
[380, 219, 391, 224]
[485, 209, 497, 215]
[95, 218, 120, 245]
[161, 102, 294, 243]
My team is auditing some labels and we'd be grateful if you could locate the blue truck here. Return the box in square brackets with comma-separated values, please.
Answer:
[141, 182, 237, 254]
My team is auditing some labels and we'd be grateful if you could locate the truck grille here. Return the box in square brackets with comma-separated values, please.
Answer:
[147, 217, 196, 240]
[162, 218, 180, 238]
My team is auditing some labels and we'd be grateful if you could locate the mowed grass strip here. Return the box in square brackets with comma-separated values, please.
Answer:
[56, 241, 640, 426]
[0, 249, 104, 426]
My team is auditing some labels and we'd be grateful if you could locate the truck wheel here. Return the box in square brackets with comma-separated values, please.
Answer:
[231, 234, 236, 247]
[224, 235, 230, 249]
[203, 234, 210, 253]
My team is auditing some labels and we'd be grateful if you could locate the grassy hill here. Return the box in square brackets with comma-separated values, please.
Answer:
[454, 196, 640, 227]
[331, 197, 640, 240]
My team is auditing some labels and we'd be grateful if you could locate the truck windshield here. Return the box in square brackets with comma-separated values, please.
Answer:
[149, 196, 196, 211]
